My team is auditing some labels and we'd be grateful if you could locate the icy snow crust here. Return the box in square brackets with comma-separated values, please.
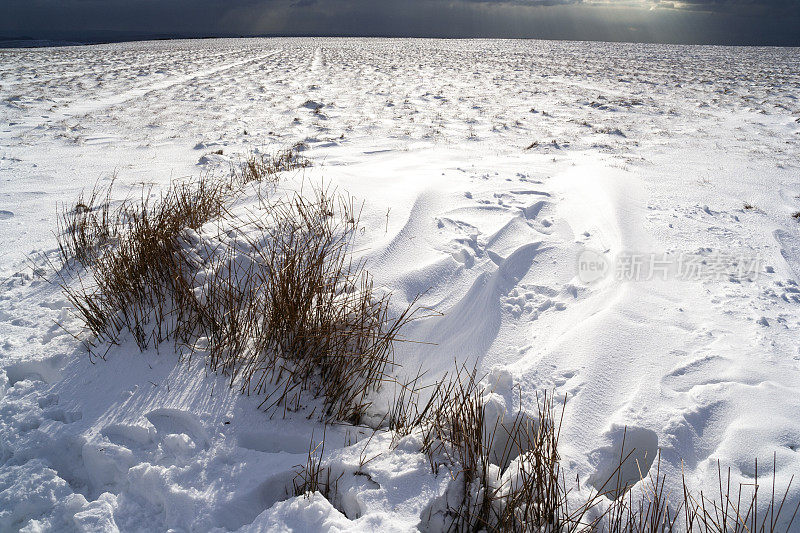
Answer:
[1, 38, 799, 531]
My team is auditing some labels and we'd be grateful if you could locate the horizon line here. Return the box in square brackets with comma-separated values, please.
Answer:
[3, 33, 800, 49]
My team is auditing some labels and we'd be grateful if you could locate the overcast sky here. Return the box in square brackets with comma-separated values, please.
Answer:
[3, 0, 799, 46]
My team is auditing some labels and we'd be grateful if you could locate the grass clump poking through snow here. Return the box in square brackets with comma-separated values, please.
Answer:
[56, 155, 415, 423]
[233, 145, 310, 186]
[407, 368, 586, 532]
[58, 173, 230, 351]
[378, 367, 800, 532]
[55, 145, 308, 270]
[55, 177, 121, 268]
[199, 185, 417, 421]
[292, 427, 342, 501]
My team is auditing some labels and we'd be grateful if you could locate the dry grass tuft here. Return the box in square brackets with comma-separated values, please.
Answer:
[197, 184, 418, 422]
[56, 153, 415, 423]
[384, 367, 798, 532]
[55, 177, 120, 268]
[58, 172, 230, 353]
[408, 367, 581, 532]
[292, 427, 342, 500]
[233, 145, 310, 186]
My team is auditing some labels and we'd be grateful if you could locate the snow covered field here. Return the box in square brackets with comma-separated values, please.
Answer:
[1, 37, 800, 531]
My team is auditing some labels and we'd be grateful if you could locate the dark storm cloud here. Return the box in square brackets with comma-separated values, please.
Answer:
[1, 0, 798, 45]
[426, 0, 584, 4]
[650, 0, 800, 15]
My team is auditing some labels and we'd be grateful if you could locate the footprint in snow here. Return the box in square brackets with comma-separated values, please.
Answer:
[4, 357, 64, 385]
[662, 400, 726, 468]
[587, 425, 659, 498]
[145, 408, 210, 450]
[101, 423, 157, 449]
[237, 430, 313, 454]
